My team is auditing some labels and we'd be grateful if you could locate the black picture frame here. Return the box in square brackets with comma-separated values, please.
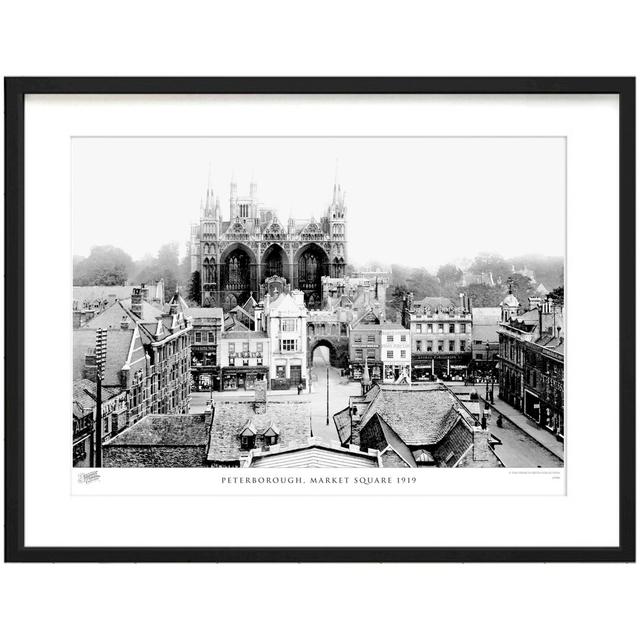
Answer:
[4, 77, 635, 563]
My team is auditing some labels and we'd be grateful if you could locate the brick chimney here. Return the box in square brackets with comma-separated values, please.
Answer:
[140, 283, 150, 302]
[253, 379, 268, 414]
[83, 349, 98, 382]
[131, 287, 143, 318]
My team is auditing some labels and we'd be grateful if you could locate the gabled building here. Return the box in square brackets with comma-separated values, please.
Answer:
[77, 286, 192, 428]
[333, 384, 501, 468]
[470, 307, 502, 375]
[206, 384, 312, 467]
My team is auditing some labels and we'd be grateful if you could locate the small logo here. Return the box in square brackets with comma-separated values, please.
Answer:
[78, 470, 101, 484]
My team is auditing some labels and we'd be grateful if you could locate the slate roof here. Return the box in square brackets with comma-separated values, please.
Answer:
[222, 330, 268, 340]
[73, 328, 134, 388]
[357, 385, 475, 447]
[106, 414, 211, 446]
[186, 307, 224, 320]
[84, 299, 160, 328]
[73, 285, 135, 306]
[208, 400, 312, 462]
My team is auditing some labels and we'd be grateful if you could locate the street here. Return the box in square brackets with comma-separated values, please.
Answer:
[189, 361, 563, 467]
[189, 346, 360, 445]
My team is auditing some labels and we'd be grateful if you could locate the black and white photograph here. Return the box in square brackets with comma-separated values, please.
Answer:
[72, 136, 566, 472]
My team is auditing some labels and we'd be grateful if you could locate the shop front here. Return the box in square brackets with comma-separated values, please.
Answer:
[350, 361, 382, 381]
[383, 363, 411, 383]
[411, 354, 471, 382]
[222, 366, 269, 391]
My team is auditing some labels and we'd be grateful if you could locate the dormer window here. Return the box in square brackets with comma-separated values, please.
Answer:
[264, 435, 278, 446]
[241, 435, 255, 450]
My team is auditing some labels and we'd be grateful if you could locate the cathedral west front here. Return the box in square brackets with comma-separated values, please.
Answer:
[189, 175, 348, 310]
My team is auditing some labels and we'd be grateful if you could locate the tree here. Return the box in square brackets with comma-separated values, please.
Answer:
[469, 253, 510, 283]
[73, 245, 134, 286]
[460, 283, 504, 307]
[508, 273, 536, 301]
[387, 284, 409, 321]
[406, 267, 443, 299]
[548, 285, 564, 306]
[437, 263, 463, 287]
[188, 270, 202, 304]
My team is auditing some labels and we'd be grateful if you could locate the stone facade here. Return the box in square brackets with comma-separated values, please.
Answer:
[188, 177, 348, 310]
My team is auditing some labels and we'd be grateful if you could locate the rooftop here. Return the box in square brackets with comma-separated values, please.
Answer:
[208, 400, 312, 462]
[356, 384, 476, 447]
[105, 414, 211, 447]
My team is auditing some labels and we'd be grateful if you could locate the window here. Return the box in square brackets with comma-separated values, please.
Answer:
[415, 324, 422, 333]
[281, 319, 296, 332]
[438, 324, 444, 333]
[367, 335, 375, 343]
[264, 435, 278, 446]
[386, 335, 393, 342]
[207, 331, 215, 343]
[449, 324, 455, 333]
[427, 340, 433, 352]
[276, 365, 286, 379]
[400, 350, 407, 358]
[437, 340, 444, 352]
[476, 353, 483, 360]
[281, 339, 296, 352]
[386, 350, 394, 359]
[229, 343, 235, 354]
[195, 331, 202, 342]
[416, 340, 422, 352]
[354, 334, 362, 343]
[256, 343, 263, 353]
[240, 435, 255, 450]
[427, 324, 433, 333]
[459, 324, 466, 333]
[449, 340, 456, 351]
[460, 340, 466, 351]
[367, 348, 376, 359]
[400, 334, 407, 342]
[355, 348, 363, 359]
[242, 342, 249, 353]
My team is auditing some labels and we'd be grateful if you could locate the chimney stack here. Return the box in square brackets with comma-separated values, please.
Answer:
[131, 287, 143, 318]
[140, 284, 150, 302]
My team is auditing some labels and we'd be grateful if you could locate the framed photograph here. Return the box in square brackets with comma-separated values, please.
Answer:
[4, 77, 635, 562]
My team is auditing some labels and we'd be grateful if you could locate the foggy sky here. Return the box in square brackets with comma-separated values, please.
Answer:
[72, 137, 565, 269]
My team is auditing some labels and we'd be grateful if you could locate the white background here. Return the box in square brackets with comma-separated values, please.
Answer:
[1, 2, 638, 640]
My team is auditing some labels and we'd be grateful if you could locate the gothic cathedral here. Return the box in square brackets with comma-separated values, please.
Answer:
[189, 175, 348, 310]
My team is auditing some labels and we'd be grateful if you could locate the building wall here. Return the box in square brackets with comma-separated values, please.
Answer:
[380, 326, 411, 382]
[267, 312, 308, 389]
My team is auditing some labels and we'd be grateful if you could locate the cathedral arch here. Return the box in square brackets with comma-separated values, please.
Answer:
[262, 243, 289, 281]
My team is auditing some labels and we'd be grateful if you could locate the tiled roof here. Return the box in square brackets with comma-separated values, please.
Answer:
[73, 328, 134, 388]
[208, 400, 312, 462]
[73, 285, 135, 306]
[84, 299, 160, 328]
[359, 385, 474, 447]
[222, 330, 268, 340]
[333, 406, 352, 444]
[106, 414, 211, 446]
[366, 413, 417, 467]
[187, 307, 224, 319]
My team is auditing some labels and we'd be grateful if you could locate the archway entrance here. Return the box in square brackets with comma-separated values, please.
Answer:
[262, 244, 288, 281]
[296, 243, 329, 305]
